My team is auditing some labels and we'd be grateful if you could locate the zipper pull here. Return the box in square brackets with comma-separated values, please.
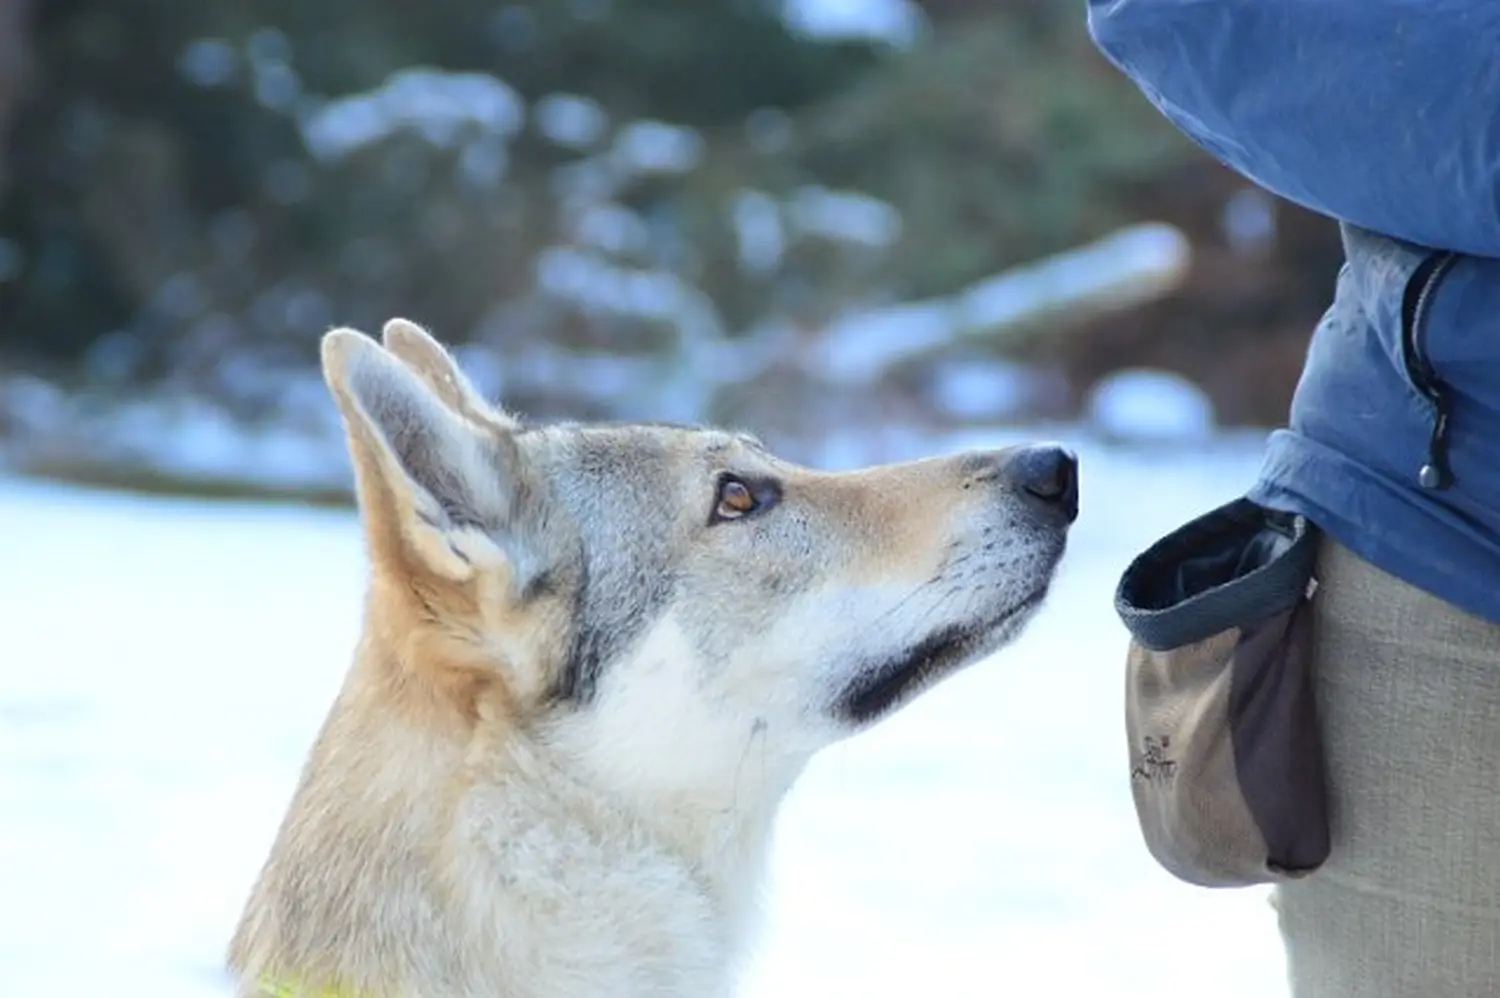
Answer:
[1419, 391, 1454, 490]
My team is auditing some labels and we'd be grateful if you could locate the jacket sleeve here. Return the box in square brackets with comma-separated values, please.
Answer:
[1086, 0, 1500, 257]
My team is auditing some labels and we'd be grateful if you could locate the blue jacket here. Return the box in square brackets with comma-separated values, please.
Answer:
[1087, 0, 1500, 624]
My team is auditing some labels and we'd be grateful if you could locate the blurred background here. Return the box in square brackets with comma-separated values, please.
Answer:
[0, 0, 1337, 995]
[0, 0, 1343, 491]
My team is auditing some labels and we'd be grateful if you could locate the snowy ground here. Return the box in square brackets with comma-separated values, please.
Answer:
[0, 428, 1291, 998]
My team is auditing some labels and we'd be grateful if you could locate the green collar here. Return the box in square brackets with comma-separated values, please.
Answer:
[258, 975, 357, 998]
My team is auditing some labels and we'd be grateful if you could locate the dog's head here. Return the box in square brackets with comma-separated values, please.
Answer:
[324, 321, 1076, 798]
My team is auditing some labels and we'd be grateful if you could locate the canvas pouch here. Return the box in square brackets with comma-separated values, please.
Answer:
[1114, 497, 1329, 888]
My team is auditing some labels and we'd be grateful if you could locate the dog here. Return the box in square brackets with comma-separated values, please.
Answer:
[227, 319, 1079, 998]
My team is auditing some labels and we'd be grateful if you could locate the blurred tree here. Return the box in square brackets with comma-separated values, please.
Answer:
[0, 0, 1341, 432]
[0, 0, 30, 193]
[668, 6, 1344, 427]
[0, 0, 882, 381]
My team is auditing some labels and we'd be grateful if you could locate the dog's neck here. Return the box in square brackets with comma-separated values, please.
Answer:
[534, 613, 812, 913]
[536, 704, 804, 922]
[230, 638, 802, 998]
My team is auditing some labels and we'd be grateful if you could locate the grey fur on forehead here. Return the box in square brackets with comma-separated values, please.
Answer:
[537, 427, 696, 704]
[523, 419, 765, 452]
[530, 422, 789, 705]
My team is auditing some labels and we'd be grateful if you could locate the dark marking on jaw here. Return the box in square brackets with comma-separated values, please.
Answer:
[834, 585, 1051, 724]
[835, 623, 974, 725]
[548, 556, 678, 706]
[551, 557, 599, 703]
[540, 432, 691, 706]
[519, 569, 554, 602]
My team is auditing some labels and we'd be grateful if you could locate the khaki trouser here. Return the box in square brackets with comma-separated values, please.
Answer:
[1276, 538, 1500, 996]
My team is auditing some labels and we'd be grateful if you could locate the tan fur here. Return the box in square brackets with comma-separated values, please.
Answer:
[380, 318, 519, 435]
[228, 321, 1076, 998]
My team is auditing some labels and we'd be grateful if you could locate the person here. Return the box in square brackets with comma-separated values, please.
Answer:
[1084, 2, 1500, 995]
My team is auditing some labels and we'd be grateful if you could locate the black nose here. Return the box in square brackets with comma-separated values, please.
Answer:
[1007, 444, 1079, 523]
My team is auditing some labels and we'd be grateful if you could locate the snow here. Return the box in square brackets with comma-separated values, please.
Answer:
[0, 430, 1290, 998]
[534, 247, 700, 323]
[783, 0, 927, 46]
[953, 223, 1190, 334]
[744, 109, 794, 156]
[927, 358, 1059, 423]
[533, 93, 609, 151]
[0, 212, 1196, 496]
[299, 68, 526, 163]
[571, 202, 653, 257]
[803, 222, 1190, 396]
[809, 299, 957, 385]
[608, 120, 704, 176]
[1223, 188, 1277, 256]
[252, 60, 302, 115]
[788, 186, 903, 249]
[177, 39, 237, 89]
[733, 190, 787, 274]
[1086, 368, 1217, 443]
[1, 375, 69, 433]
[730, 185, 900, 276]
[21, 391, 351, 493]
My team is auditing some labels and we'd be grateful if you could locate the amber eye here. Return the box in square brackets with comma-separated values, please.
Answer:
[714, 476, 758, 521]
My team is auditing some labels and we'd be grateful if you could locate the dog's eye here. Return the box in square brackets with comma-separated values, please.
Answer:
[714, 476, 758, 521]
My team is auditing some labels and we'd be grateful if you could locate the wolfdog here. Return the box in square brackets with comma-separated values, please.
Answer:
[228, 319, 1078, 998]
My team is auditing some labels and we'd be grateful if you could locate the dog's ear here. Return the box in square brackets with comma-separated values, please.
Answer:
[321, 327, 547, 587]
[379, 318, 518, 433]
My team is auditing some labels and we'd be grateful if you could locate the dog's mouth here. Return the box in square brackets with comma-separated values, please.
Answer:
[831, 588, 1050, 727]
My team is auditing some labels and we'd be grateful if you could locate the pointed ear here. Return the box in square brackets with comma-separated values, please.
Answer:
[379, 318, 517, 433]
[322, 327, 541, 584]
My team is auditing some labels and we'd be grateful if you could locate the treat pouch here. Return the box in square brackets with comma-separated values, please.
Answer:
[1116, 497, 1329, 888]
